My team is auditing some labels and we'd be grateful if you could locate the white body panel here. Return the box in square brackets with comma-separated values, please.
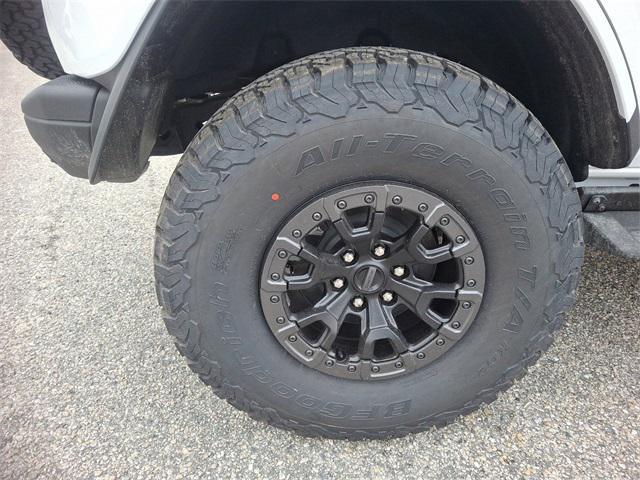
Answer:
[42, 0, 154, 78]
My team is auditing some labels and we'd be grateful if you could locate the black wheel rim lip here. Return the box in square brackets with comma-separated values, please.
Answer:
[259, 182, 485, 381]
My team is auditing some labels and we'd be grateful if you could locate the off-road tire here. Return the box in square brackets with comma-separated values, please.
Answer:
[154, 47, 584, 439]
[0, 0, 64, 79]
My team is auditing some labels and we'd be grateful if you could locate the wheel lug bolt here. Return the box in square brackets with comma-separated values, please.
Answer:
[464, 256, 474, 265]
[417, 352, 425, 359]
[288, 335, 297, 342]
[342, 250, 356, 264]
[372, 244, 387, 258]
[466, 279, 476, 287]
[292, 229, 302, 238]
[270, 273, 280, 281]
[337, 200, 347, 209]
[270, 295, 280, 303]
[371, 365, 380, 373]
[392, 265, 406, 277]
[364, 194, 375, 204]
[312, 212, 322, 221]
[331, 277, 346, 290]
[436, 338, 445, 346]
[392, 195, 402, 205]
[451, 321, 461, 329]
[455, 235, 465, 244]
[395, 361, 403, 368]
[348, 365, 356, 372]
[381, 291, 395, 304]
[351, 296, 365, 309]
[439, 216, 450, 226]
[277, 250, 287, 258]
[461, 301, 472, 309]
[275, 316, 285, 324]
[305, 349, 313, 357]
[418, 203, 428, 212]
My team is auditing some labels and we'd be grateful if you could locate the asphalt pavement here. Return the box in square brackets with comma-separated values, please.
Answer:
[1, 44, 639, 480]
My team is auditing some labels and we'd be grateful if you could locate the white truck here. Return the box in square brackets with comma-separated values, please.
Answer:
[2, 0, 638, 439]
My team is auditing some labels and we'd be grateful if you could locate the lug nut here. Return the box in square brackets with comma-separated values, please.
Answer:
[337, 200, 347, 209]
[351, 296, 365, 309]
[392, 265, 406, 278]
[372, 244, 387, 258]
[331, 277, 346, 290]
[439, 216, 450, 226]
[455, 235, 465, 244]
[392, 195, 402, 205]
[342, 250, 356, 264]
[381, 291, 395, 304]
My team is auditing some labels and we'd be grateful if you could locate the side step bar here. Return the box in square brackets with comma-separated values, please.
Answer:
[580, 187, 640, 259]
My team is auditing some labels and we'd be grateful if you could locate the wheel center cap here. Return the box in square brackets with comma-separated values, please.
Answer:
[353, 265, 385, 294]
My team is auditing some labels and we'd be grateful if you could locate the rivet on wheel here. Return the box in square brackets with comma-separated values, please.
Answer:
[417, 352, 425, 359]
[312, 212, 322, 221]
[277, 250, 287, 258]
[455, 235, 465, 244]
[436, 338, 445, 346]
[392, 195, 402, 205]
[461, 301, 472, 309]
[292, 229, 302, 238]
[371, 365, 380, 373]
[348, 365, 356, 372]
[439, 216, 450, 226]
[351, 296, 366, 309]
[392, 265, 406, 278]
[275, 316, 285, 324]
[381, 291, 395, 304]
[331, 277, 346, 290]
[325, 359, 334, 367]
[418, 203, 428, 212]
[337, 200, 347, 209]
[288, 335, 297, 342]
[451, 321, 461, 329]
[464, 256, 474, 265]
[372, 244, 387, 258]
[341, 250, 356, 264]
[270, 273, 280, 281]
[305, 349, 314, 357]
[270, 295, 280, 303]
[364, 194, 375, 204]
[466, 279, 476, 287]
[395, 361, 403, 368]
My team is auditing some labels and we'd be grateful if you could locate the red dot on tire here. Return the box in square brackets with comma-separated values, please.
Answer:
[271, 193, 281, 201]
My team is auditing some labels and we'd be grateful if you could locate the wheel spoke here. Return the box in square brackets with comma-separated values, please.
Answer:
[289, 290, 351, 348]
[358, 298, 408, 359]
[334, 210, 385, 246]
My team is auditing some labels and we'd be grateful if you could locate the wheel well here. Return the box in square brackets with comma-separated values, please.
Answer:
[156, 1, 630, 181]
